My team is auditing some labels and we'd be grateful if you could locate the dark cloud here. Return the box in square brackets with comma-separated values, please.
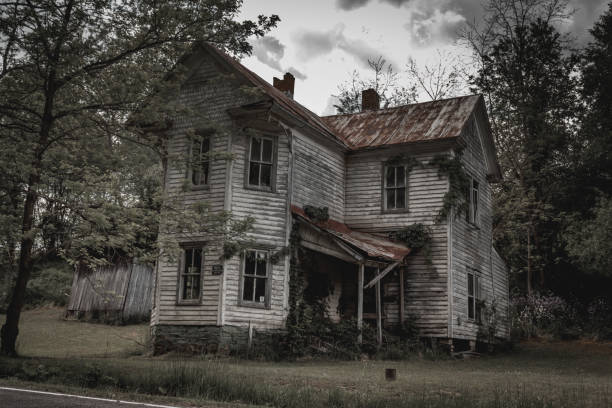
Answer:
[287, 66, 308, 80]
[565, 0, 609, 43]
[252, 36, 285, 71]
[293, 24, 396, 69]
[336, 0, 411, 10]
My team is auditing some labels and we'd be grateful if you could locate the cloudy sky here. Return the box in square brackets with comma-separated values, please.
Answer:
[239, 0, 609, 115]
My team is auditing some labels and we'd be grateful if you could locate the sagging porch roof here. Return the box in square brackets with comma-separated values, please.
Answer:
[291, 205, 411, 262]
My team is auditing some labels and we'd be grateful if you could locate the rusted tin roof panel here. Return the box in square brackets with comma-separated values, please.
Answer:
[321, 95, 480, 149]
[292, 205, 410, 262]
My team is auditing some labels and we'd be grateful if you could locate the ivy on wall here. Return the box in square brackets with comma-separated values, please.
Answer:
[430, 148, 470, 223]
[388, 223, 433, 265]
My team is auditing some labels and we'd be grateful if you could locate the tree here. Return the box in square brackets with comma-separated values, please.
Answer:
[406, 50, 465, 101]
[0, 0, 278, 356]
[465, 0, 578, 295]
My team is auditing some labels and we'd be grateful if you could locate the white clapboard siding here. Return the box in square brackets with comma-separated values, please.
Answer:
[345, 145, 450, 338]
[450, 114, 510, 340]
[154, 54, 259, 326]
[291, 130, 346, 222]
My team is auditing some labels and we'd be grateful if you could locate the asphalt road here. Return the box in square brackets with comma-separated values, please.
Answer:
[0, 387, 186, 408]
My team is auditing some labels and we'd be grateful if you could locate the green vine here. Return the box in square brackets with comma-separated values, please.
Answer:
[430, 148, 470, 223]
[388, 223, 433, 265]
[303, 205, 329, 222]
[384, 154, 420, 173]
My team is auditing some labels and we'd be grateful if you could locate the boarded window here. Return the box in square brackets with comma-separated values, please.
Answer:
[180, 247, 203, 301]
[467, 271, 482, 322]
[384, 165, 407, 210]
[241, 249, 269, 306]
[191, 136, 210, 186]
[248, 136, 274, 189]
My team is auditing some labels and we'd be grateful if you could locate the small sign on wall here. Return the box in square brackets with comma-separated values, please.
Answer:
[212, 264, 223, 275]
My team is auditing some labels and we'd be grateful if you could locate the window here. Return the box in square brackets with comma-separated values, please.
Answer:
[247, 135, 274, 189]
[467, 271, 482, 322]
[179, 246, 203, 302]
[240, 249, 270, 307]
[467, 178, 479, 225]
[384, 165, 407, 210]
[190, 135, 210, 186]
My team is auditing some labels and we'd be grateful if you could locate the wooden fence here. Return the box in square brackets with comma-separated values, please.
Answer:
[66, 261, 154, 323]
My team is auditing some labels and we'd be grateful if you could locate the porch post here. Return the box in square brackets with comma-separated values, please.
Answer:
[399, 267, 405, 325]
[376, 267, 382, 348]
[357, 263, 364, 344]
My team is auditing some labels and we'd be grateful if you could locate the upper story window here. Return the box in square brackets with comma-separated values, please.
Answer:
[467, 271, 482, 323]
[190, 135, 210, 186]
[467, 177, 479, 225]
[383, 165, 407, 211]
[240, 249, 270, 308]
[247, 135, 275, 190]
[179, 245, 203, 303]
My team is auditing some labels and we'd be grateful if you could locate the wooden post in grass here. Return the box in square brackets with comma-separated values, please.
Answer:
[357, 263, 364, 344]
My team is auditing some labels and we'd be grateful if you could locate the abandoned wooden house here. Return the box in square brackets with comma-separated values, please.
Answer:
[150, 43, 510, 354]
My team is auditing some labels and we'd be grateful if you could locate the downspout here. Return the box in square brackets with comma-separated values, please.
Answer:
[282, 125, 294, 315]
[447, 151, 454, 342]
[218, 130, 234, 326]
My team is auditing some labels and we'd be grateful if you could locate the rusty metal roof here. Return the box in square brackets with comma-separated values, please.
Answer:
[200, 43, 348, 148]
[292, 205, 410, 262]
[321, 95, 481, 150]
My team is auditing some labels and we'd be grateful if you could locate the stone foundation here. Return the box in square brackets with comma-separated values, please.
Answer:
[151, 324, 285, 355]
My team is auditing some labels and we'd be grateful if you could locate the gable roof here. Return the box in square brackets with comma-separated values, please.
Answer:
[320, 95, 481, 149]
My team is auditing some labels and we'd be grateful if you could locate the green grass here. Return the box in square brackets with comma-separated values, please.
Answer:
[1, 308, 612, 407]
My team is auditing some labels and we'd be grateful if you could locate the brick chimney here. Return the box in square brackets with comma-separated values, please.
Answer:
[273, 72, 295, 99]
[361, 88, 380, 111]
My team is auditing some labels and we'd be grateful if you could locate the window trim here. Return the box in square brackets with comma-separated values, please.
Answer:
[244, 133, 278, 193]
[381, 162, 409, 213]
[467, 270, 482, 323]
[187, 131, 212, 191]
[466, 176, 479, 226]
[238, 247, 272, 309]
[176, 242, 206, 305]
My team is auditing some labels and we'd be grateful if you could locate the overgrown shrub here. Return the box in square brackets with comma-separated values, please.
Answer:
[511, 293, 580, 340]
[24, 260, 73, 308]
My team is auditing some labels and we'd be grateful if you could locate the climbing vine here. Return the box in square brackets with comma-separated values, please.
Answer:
[430, 148, 470, 223]
[388, 223, 433, 265]
[303, 205, 329, 222]
[384, 153, 420, 173]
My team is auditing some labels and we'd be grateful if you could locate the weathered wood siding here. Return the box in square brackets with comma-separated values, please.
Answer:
[344, 146, 449, 337]
[449, 114, 510, 340]
[68, 262, 153, 321]
[291, 130, 346, 222]
[153, 51, 257, 327]
[220, 125, 291, 329]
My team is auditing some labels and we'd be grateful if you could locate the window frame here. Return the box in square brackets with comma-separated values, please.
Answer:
[381, 163, 409, 213]
[176, 242, 206, 305]
[245, 133, 278, 192]
[467, 270, 482, 323]
[466, 176, 480, 226]
[187, 131, 212, 190]
[238, 248, 272, 309]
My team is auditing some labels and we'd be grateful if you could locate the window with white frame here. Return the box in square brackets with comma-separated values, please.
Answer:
[467, 271, 482, 322]
[179, 246, 203, 302]
[467, 177, 479, 225]
[384, 165, 407, 210]
[190, 135, 210, 186]
[241, 249, 270, 306]
[247, 135, 274, 189]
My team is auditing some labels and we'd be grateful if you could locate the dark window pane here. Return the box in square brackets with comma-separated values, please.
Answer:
[396, 188, 406, 209]
[249, 163, 260, 186]
[201, 162, 209, 185]
[250, 137, 261, 161]
[192, 167, 200, 185]
[396, 167, 405, 187]
[201, 137, 210, 155]
[193, 248, 202, 269]
[245, 251, 256, 275]
[476, 302, 482, 323]
[243, 276, 254, 301]
[185, 249, 193, 273]
[255, 278, 266, 303]
[386, 166, 395, 187]
[262, 139, 273, 163]
[473, 190, 478, 220]
[260, 164, 271, 187]
[386, 189, 395, 209]
[468, 296, 474, 319]
[256, 252, 267, 276]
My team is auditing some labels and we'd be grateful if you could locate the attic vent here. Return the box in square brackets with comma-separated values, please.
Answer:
[273, 72, 295, 99]
[362, 88, 380, 111]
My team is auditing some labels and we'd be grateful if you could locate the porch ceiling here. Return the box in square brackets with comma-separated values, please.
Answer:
[291, 205, 411, 262]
